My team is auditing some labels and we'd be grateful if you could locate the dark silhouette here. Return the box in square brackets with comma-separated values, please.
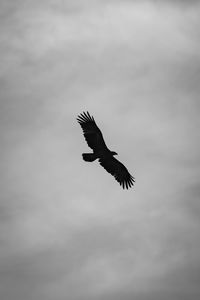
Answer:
[77, 111, 135, 189]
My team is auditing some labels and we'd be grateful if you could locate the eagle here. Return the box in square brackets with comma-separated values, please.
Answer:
[77, 111, 135, 189]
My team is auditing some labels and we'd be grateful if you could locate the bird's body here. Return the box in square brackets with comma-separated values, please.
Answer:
[77, 111, 135, 189]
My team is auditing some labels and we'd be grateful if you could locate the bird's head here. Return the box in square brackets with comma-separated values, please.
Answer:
[111, 151, 118, 156]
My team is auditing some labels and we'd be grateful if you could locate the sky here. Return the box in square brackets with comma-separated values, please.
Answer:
[1, 0, 200, 299]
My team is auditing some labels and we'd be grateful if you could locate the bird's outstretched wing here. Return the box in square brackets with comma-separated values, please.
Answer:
[77, 111, 108, 151]
[99, 156, 135, 189]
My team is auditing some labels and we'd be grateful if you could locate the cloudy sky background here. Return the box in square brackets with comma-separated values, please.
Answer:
[1, 0, 200, 299]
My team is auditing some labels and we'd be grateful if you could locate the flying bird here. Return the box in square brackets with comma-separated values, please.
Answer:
[77, 111, 135, 189]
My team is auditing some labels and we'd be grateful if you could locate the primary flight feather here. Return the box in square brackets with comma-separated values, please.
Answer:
[77, 111, 135, 189]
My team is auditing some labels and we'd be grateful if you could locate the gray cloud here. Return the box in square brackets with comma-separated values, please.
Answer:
[1, 0, 200, 299]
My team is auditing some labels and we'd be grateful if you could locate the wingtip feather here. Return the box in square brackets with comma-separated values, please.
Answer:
[77, 111, 95, 124]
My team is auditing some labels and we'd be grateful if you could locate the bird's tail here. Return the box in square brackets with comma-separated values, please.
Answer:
[82, 153, 97, 162]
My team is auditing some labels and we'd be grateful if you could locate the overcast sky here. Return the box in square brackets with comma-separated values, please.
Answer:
[1, 0, 200, 299]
